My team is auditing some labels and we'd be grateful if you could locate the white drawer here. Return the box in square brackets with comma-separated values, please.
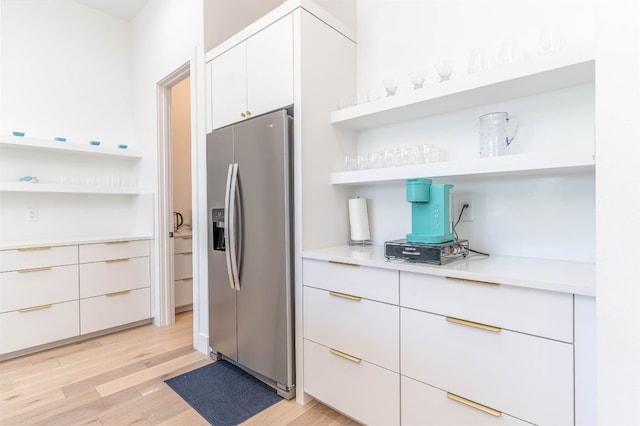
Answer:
[304, 339, 400, 426]
[402, 376, 531, 426]
[0, 300, 79, 355]
[0, 245, 77, 273]
[175, 278, 193, 307]
[400, 271, 573, 342]
[174, 236, 192, 254]
[79, 240, 149, 263]
[0, 265, 78, 313]
[80, 287, 150, 334]
[174, 252, 192, 280]
[304, 286, 399, 371]
[401, 308, 573, 426]
[303, 258, 398, 304]
[79, 257, 149, 298]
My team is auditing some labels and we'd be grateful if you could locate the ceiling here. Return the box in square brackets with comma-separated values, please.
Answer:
[73, 0, 148, 21]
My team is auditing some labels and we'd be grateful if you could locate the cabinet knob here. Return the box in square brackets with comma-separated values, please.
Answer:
[240, 112, 246, 118]
[246, 110, 252, 116]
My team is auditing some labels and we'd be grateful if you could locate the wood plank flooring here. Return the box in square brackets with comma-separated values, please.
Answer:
[0, 311, 358, 425]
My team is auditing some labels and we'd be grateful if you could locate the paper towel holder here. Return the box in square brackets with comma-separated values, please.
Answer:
[348, 197, 373, 246]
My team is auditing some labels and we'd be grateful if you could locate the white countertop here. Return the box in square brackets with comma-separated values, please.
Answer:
[302, 245, 595, 296]
[0, 234, 153, 250]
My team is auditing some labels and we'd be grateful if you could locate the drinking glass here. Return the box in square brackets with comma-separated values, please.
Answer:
[408, 70, 427, 89]
[380, 149, 396, 168]
[417, 144, 434, 163]
[383, 77, 398, 96]
[435, 59, 454, 82]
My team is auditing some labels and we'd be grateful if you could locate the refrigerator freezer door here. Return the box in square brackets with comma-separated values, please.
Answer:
[234, 110, 293, 389]
[207, 125, 238, 362]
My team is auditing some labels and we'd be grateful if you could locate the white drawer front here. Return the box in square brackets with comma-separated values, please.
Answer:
[304, 286, 399, 371]
[303, 258, 398, 304]
[0, 300, 79, 354]
[79, 257, 149, 298]
[80, 287, 150, 334]
[175, 278, 193, 307]
[304, 339, 400, 426]
[0, 265, 78, 313]
[174, 236, 192, 254]
[400, 272, 573, 342]
[402, 376, 531, 426]
[79, 240, 149, 263]
[174, 252, 192, 280]
[401, 308, 573, 426]
[0, 245, 77, 273]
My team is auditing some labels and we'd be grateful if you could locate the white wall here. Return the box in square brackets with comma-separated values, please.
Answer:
[595, 0, 640, 424]
[171, 76, 192, 226]
[0, 0, 152, 242]
[0, 0, 134, 143]
[354, 0, 596, 262]
[129, 0, 207, 349]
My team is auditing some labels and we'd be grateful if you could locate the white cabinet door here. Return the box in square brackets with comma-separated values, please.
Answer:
[303, 286, 399, 371]
[80, 287, 150, 334]
[211, 42, 248, 129]
[402, 308, 574, 426]
[246, 14, 293, 116]
[210, 14, 293, 130]
[0, 300, 79, 354]
[402, 376, 531, 426]
[304, 339, 400, 426]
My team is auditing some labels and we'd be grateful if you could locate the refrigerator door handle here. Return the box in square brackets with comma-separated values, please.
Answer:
[224, 164, 237, 290]
[227, 163, 241, 291]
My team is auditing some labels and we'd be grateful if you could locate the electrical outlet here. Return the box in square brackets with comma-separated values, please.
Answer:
[458, 200, 473, 222]
[27, 208, 38, 221]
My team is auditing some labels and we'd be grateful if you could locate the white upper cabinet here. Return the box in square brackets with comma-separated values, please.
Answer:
[210, 14, 294, 130]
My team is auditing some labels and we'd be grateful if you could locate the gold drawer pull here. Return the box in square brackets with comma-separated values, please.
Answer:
[329, 348, 361, 364]
[106, 290, 130, 297]
[19, 304, 52, 313]
[446, 276, 500, 287]
[106, 241, 130, 245]
[181, 252, 192, 256]
[18, 267, 52, 273]
[182, 236, 192, 240]
[329, 291, 361, 302]
[176, 278, 192, 283]
[328, 260, 360, 267]
[446, 317, 501, 333]
[17, 246, 51, 251]
[106, 258, 130, 263]
[446, 392, 502, 417]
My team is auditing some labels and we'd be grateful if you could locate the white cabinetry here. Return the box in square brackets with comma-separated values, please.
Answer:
[301, 249, 595, 425]
[174, 233, 193, 310]
[302, 259, 400, 426]
[0, 246, 79, 355]
[79, 240, 150, 334]
[401, 284, 573, 425]
[209, 14, 293, 130]
[0, 238, 152, 360]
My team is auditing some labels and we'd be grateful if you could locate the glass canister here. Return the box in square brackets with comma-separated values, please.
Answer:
[479, 112, 518, 157]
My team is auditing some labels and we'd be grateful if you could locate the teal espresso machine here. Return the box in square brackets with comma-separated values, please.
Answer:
[384, 178, 469, 264]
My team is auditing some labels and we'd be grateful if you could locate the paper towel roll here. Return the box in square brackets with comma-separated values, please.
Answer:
[349, 198, 371, 241]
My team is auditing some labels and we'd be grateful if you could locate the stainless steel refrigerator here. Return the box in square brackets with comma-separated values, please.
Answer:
[207, 109, 295, 399]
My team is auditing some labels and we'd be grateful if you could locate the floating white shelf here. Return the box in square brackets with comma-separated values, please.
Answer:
[0, 135, 142, 158]
[331, 44, 595, 131]
[331, 152, 595, 185]
[0, 182, 142, 195]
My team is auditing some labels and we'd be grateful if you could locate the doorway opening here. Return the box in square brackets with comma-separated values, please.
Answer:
[156, 63, 192, 326]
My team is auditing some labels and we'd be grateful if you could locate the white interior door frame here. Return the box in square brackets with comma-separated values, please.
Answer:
[156, 62, 191, 326]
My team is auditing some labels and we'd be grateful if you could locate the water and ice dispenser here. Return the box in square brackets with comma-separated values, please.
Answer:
[212, 208, 226, 251]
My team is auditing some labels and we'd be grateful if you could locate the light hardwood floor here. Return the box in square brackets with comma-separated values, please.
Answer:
[0, 311, 358, 425]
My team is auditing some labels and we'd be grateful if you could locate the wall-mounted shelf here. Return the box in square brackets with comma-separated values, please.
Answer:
[331, 44, 595, 131]
[0, 182, 142, 195]
[331, 152, 595, 185]
[0, 135, 142, 159]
